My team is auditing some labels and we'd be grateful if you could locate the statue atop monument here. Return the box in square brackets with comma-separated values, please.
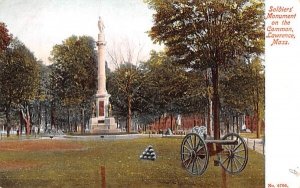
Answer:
[98, 17, 105, 33]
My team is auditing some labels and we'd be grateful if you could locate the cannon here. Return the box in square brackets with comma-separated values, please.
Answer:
[180, 126, 248, 176]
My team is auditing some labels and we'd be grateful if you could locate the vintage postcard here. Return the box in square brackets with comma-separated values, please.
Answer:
[0, 0, 299, 187]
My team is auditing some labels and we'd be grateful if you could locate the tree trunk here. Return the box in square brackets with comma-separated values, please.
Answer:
[255, 81, 261, 138]
[21, 108, 31, 135]
[116, 116, 119, 129]
[250, 116, 254, 133]
[170, 114, 173, 131]
[51, 103, 55, 130]
[81, 108, 85, 134]
[126, 95, 132, 133]
[158, 116, 161, 133]
[5, 106, 11, 137]
[38, 102, 42, 130]
[164, 116, 167, 130]
[211, 65, 220, 140]
[256, 117, 261, 138]
[201, 113, 205, 126]
[236, 114, 239, 134]
[256, 109, 261, 138]
[19, 111, 23, 135]
[205, 69, 212, 137]
[25, 117, 30, 135]
[45, 103, 48, 131]
[225, 117, 230, 134]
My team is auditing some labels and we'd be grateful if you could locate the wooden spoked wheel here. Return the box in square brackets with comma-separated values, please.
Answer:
[218, 133, 248, 174]
[180, 133, 209, 175]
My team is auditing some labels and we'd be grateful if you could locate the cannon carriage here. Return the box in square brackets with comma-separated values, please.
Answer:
[180, 126, 248, 175]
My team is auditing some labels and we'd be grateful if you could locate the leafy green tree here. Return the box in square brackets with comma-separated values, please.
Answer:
[141, 52, 184, 124]
[220, 60, 252, 133]
[220, 57, 264, 137]
[138, 51, 208, 132]
[49, 35, 97, 132]
[146, 0, 264, 139]
[138, 52, 173, 131]
[28, 61, 51, 133]
[221, 61, 251, 113]
[0, 38, 40, 136]
[0, 21, 12, 132]
[249, 58, 264, 138]
[141, 52, 176, 120]
[107, 63, 144, 133]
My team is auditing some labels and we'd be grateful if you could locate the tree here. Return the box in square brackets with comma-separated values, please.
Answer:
[249, 57, 264, 138]
[0, 21, 12, 133]
[220, 60, 252, 133]
[49, 35, 97, 132]
[107, 40, 146, 133]
[0, 38, 40, 136]
[140, 51, 207, 131]
[29, 61, 51, 133]
[107, 63, 143, 133]
[220, 57, 264, 137]
[0, 22, 12, 52]
[146, 0, 264, 140]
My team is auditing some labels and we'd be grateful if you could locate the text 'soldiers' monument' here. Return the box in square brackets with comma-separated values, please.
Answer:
[89, 17, 119, 133]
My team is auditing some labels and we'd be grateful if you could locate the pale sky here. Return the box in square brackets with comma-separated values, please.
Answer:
[0, 0, 162, 66]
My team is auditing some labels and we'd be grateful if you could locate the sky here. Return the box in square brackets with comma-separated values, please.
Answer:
[0, 0, 162, 66]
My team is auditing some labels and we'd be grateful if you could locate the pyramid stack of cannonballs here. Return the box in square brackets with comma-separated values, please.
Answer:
[139, 145, 157, 161]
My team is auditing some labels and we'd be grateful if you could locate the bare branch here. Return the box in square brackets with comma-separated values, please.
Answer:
[107, 37, 146, 69]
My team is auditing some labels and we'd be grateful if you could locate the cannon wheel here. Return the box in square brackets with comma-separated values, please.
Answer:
[218, 133, 248, 174]
[181, 133, 209, 175]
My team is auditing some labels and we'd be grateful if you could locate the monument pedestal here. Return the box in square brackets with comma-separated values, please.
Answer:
[89, 93, 120, 133]
[89, 116, 120, 133]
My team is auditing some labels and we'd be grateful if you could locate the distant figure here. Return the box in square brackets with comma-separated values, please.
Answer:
[98, 17, 105, 33]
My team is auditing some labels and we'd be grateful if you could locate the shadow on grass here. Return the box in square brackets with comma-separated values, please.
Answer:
[0, 173, 50, 188]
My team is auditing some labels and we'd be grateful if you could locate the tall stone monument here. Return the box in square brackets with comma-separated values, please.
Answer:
[89, 17, 119, 133]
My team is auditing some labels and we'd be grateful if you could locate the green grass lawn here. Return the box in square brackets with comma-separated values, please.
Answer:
[0, 137, 264, 188]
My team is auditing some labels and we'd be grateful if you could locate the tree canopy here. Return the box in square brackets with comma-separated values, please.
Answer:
[147, 0, 264, 67]
[50, 35, 97, 107]
[107, 62, 144, 133]
[0, 37, 40, 135]
[49, 35, 97, 131]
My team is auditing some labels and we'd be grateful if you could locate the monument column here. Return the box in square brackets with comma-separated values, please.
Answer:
[89, 17, 118, 133]
[96, 16, 108, 118]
